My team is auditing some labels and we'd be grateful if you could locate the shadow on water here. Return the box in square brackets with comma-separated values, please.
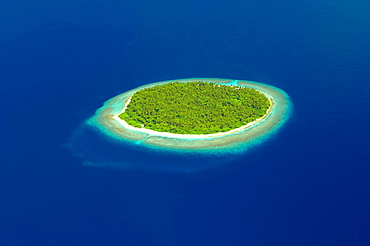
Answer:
[67, 122, 244, 173]
[67, 113, 295, 174]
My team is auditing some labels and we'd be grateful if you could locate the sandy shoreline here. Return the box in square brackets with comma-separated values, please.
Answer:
[88, 77, 291, 153]
[111, 90, 274, 140]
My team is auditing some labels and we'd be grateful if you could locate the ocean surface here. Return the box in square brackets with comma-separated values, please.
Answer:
[1, 0, 369, 245]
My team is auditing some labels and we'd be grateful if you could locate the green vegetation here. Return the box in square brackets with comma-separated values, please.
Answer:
[119, 81, 270, 134]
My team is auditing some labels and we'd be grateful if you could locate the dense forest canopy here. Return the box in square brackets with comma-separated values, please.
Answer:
[119, 81, 270, 134]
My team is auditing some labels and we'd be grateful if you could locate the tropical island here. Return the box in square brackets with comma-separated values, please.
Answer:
[119, 81, 271, 135]
[84, 78, 291, 155]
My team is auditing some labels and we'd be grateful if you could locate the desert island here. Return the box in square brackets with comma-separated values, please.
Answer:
[87, 78, 291, 154]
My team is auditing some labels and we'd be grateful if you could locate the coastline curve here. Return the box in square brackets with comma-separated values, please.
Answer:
[89, 78, 291, 154]
[68, 78, 292, 172]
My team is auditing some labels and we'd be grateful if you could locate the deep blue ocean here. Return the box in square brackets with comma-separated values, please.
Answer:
[1, 0, 370, 245]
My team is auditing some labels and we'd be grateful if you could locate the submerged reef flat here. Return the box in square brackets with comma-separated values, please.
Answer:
[87, 78, 292, 155]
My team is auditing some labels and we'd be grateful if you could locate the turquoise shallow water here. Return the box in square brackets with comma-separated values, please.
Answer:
[93, 79, 291, 149]
[1, 0, 370, 245]
[68, 78, 293, 171]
